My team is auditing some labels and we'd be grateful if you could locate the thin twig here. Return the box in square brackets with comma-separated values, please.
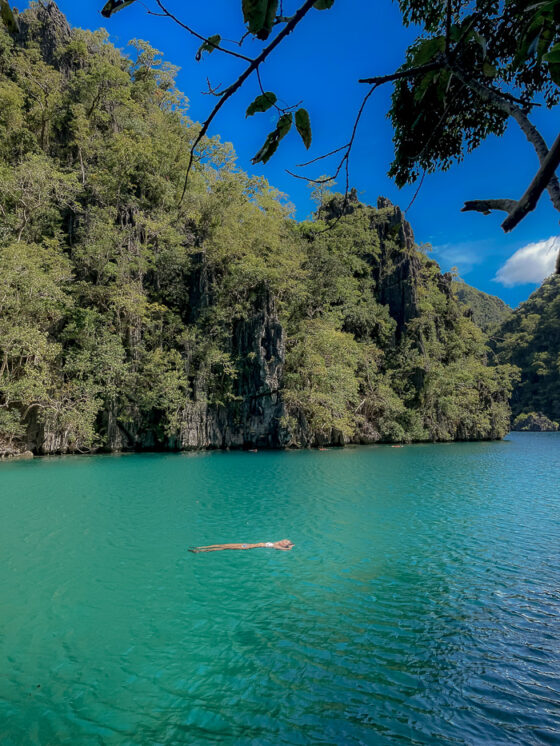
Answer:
[404, 169, 426, 213]
[256, 67, 282, 113]
[153, 0, 253, 62]
[286, 85, 377, 189]
[296, 144, 350, 168]
[179, 0, 318, 204]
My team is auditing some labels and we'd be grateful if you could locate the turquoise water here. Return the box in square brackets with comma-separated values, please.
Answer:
[1, 434, 559, 745]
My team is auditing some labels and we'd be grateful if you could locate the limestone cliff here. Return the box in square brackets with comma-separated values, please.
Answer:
[0, 4, 514, 457]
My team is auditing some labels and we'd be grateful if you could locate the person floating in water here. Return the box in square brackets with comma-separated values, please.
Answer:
[189, 539, 294, 553]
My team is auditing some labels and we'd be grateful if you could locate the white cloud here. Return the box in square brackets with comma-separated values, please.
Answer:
[494, 236, 559, 287]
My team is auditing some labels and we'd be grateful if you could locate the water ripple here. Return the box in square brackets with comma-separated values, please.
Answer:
[0, 435, 559, 744]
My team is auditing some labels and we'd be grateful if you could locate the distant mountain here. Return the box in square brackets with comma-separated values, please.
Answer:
[454, 281, 512, 332]
[493, 275, 560, 423]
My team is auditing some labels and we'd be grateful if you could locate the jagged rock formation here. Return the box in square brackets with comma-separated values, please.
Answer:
[16, 1, 71, 67]
[178, 288, 287, 449]
[0, 4, 515, 457]
[372, 198, 420, 337]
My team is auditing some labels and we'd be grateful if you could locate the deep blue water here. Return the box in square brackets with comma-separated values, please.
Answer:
[1, 433, 559, 745]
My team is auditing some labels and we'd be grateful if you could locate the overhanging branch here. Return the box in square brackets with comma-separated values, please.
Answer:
[461, 199, 517, 215]
[461, 133, 560, 235]
[359, 61, 442, 86]
[447, 62, 560, 215]
[501, 132, 560, 232]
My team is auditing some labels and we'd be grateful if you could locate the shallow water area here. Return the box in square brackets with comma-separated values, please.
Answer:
[1, 433, 559, 745]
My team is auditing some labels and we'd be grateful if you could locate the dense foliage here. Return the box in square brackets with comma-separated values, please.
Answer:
[3, 0, 560, 241]
[390, 0, 560, 181]
[493, 275, 560, 422]
[90, 0, 560, 238]
[0, 4, 516, 455]
[512, 412, 559, 431]
[454, 281, 512, 332]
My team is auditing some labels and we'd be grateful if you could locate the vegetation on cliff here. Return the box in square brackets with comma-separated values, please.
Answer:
[493, 275, 560, 424]
[512, 412, 559, 432]
[454, 281, 512, 333]
[0, 4, 516, 454]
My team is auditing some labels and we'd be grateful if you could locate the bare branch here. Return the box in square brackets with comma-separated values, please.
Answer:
[287, 85, 377, 193]
[285, 170, 336, 184]
[502, 132, 560, 232]
[203, 78, 225, 96]
[359, 61, 442, 86]
[461, 199, 517, 215]
[296, 144, 349, 168]
[404, 169, 426, 213]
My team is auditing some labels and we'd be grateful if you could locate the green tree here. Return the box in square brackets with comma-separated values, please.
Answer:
[493, 274, 560, 421]
[70, 0, 560, 263]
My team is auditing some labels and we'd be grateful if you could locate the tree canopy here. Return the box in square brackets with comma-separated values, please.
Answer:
[61, 0, 560, 246]
[3, 1, 559, 255]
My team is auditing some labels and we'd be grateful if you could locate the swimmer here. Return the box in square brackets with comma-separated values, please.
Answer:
[189, 539, 294, 553]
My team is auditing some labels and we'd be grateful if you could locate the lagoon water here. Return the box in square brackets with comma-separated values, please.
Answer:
[1, 433, 559, 745]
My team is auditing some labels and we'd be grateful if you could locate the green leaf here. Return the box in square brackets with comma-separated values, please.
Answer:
[413, 70, 438, 102]
[252, 113, 293, 165]
[482, 62, 497, 77]
[101, 0, 138, 18]
[549, 62, 560, 85]
[544, 42, 560, 63]
[412, 36, 445, 66]
[276, 112, 293, 138]
[314, 0, 335, 8]
[195, 35, 222, 61]
[0, 0, 19, 33]
[295, 108, 312, 149]
[242, 0, 278, 40]
[246, 92, 277, 116]
[252, 131, 280, 165]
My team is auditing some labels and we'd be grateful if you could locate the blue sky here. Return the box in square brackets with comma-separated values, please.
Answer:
[24, 0, 560, 306]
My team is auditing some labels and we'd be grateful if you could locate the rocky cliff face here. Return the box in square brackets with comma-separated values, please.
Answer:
[372, 197, 420, 337]
[21, 286, 288, 455]
[178, 288, 288, 449]
[16, 1, 71, 68]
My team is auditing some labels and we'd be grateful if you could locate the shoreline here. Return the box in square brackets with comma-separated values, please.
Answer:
[0, 434, 529, 464]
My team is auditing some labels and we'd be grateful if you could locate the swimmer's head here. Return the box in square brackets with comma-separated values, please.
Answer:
[278, 539, 294, 549]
